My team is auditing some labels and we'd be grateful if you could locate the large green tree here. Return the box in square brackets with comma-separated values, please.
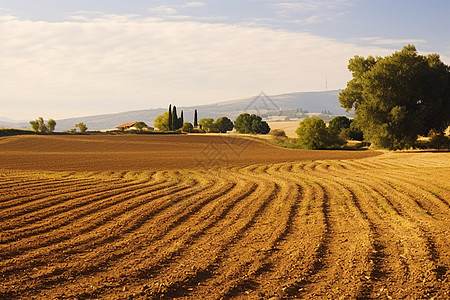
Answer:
[339, 45, 450, 150]
[234, 113, 270, 134]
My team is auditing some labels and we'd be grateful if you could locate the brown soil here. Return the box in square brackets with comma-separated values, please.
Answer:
[0, 135, 379, 171]
[1, 135, 449, 299]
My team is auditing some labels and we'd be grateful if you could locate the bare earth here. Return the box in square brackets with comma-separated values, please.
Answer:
[0, 135, 449, 299]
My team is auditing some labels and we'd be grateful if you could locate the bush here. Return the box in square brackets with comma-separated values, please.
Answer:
[181, 122, 194, 133]
[191, 128, 206, 133]
[296, 118, 332, 149]
[270, 129, 287, 138]
[429, 134, 450, 150]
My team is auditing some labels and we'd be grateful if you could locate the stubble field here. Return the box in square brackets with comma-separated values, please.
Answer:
[0, 135, 449, 299]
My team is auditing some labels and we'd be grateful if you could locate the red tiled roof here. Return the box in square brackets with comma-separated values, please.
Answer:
[116, 122, 137, 128]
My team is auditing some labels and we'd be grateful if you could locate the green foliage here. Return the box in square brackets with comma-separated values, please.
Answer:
[296, 118, 331, 149]
[172, 106, 183, 130]
[339, 45, 450, 150]
[199, 118, 217, 132]
[134, 121, 147, 132]
[194, 110, 198, 127]
[75, 122, 88, 133]
[181, 122, 194, 133]
[29, 117, 56, 133]
[328, 116, 351, 136]
[47, 119, 56, 132]
[214, 117, 234, 133]
[154, 111, 170, 131]
[168, 104, 172, 131]
[234, 113, 270, 134]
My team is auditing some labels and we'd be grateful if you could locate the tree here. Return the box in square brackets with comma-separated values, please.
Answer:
[134, 121, 147, 132]
[194, 109, 198, 127]
[234, 113, 270, 134]
[180, 110, 184, 125]
[181, 122, 193, 133]
[296, 117, 331, 149]
[214, 117, 234, 133]
[154, 111, 170, 131]
[199, 118, 216, 132]
[172, 105, 178, 131]
[339, 45, 450, 150]
[328, 116, 351, 136]
[168, 104, 172, 131]
[47, 119, 56, 132]
[75, 122, 88, 133]
[29, 117, 56, 133]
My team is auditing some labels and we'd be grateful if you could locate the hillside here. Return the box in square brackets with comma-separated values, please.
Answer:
[1, 90, 349, 131]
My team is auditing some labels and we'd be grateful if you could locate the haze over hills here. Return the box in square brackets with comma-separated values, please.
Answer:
[1, 90, 350, 131]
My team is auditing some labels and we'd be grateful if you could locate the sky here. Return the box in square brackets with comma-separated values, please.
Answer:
[1, 0, 449, 120]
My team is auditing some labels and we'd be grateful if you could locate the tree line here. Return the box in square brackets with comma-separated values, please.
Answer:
[154, 105, 270, 134]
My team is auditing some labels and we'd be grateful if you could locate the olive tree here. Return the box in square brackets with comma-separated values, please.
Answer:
[30, 117, 56, 133]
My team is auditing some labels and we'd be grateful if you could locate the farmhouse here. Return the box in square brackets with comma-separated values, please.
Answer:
[116, 122, 154, 131]
[116, 122, 137, 131]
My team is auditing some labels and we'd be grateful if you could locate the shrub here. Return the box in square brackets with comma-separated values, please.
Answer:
[296, 118, 332, 149]
[270, 129, 287, 138]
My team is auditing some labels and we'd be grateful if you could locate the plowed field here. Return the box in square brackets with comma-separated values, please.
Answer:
[0, 135, 449, 299]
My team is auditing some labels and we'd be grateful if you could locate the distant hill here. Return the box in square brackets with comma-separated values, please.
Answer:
[1, 90, 350, 131]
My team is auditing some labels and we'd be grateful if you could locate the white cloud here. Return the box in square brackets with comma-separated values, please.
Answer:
[0, 14, 395, 119]
[149, 5, 177, 15]
[183, 2, 206, 8]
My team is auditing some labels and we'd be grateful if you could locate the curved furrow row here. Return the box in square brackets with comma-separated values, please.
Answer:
[225, 164, 327, 299]
[211, 168, 303, 299]
[0, 177, 113, 211]
[0, 176, 82, 196]
[0, 179, 172, 244]
[131, 173, 281, 299]
[0, 177, 147, 223]
[1, 173, 232, 297]
[0, 179, 190, 279]
[289, 157, 445, 299]
[40, 172, 257, 299]
[373, 171, 450, 210]
[329, 159, 447, 299]
[1, 183, 192, 290]
[348, 178, 448, 298]
[209, 165, 333, 299]
[0, 178, 164, 231]
[274, 172, 370, 299]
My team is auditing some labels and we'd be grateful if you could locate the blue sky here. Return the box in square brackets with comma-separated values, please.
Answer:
[1, 0, 449, 120]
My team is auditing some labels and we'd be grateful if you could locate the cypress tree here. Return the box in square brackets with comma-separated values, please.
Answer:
[168, 104, 172, 131]
[194, 110, 198, 127]
[180, 110, 184, 124]
[172, 106, 178, 130]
